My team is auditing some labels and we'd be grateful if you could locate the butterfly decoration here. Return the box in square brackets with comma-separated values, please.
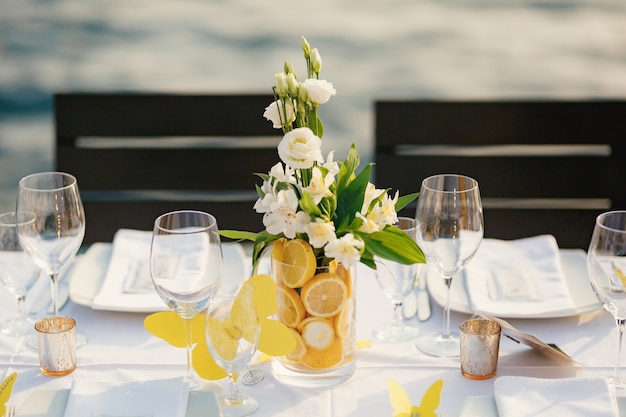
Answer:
[0, 372, 17, 417]
[145, 274, 296, 380]
[387, 379, 444, 417]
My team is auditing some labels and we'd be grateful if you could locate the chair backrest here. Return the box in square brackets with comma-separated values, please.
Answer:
[55, 93, 279, 244]
[375, 100, 626, 249]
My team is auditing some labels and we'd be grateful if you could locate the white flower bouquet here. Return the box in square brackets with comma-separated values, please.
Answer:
[222, 36, 424, 270]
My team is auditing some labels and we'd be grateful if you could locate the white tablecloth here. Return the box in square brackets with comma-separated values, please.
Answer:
[0, 256, 621, 417]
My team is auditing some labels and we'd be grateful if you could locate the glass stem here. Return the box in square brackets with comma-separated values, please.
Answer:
[392, 303, 403, 327]
[442, 276, 453, 339]
[15, 294, 27, 320]
[614, 318, 625, 384]
[183, 316, 197, 388]
[225, 374, 242, 405]
[49, 272, 59, 316]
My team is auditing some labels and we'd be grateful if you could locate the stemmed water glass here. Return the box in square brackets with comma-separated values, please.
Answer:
[15, 172, 86, 345]
[206, 283, 260, 417]
[0, 211, 40, 336]
[414, 174, 483, 357]
[150, 210, 223, 389]
[586, 210, 626, 389]
[373, 217, 421, 342]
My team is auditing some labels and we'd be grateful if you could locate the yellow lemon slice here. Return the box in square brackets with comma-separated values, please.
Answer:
[276, 284, 306, 328]
[276, 239, 317, 288]
[300, 317, 335, 350]
[301, 273, 348, 318]
[285, 328, 307, 363]
[272, 238, 287, 261]
[333, 302, 353, 340]
[302, 337, 344, 369]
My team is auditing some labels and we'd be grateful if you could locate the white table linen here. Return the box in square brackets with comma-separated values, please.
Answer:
[0, 252, 622, 417]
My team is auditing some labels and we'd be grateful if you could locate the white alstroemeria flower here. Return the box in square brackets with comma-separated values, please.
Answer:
[324, 233, 364, 268]
[362, 182, 385, 213]
[269, 162, 295, 185]
[253, 191, 276, 214]
[305, 218, 335, 248]
[322, 150, 339, 178]
[263, 189, 305, 238]
[277, 127, 323, 169]
[304, 167, 333, 204]
[356, 212, 380, 233]
[301, 79, 336, 105]
[368, 191, 399, 229]
[263, 100, 296, 129]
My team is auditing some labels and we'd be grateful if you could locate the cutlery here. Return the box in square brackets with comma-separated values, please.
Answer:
[5, 405, 15, 417]
[402, 281, 419, 319]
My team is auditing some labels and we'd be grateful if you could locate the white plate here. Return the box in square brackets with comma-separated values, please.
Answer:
[68, 242, 249, 312]
[15, 388, 222, 417]
[427, 249, 602, 318]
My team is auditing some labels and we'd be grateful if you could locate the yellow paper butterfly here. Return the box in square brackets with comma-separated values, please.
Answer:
[0, 372, 17, 417]
[387, 379, 443, 417]
[145, 274, 296, 380]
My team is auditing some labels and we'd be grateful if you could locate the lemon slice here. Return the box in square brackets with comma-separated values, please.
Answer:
[276, 284, 306, 328]
[275, 239, 317, 288]
[300, 317, 334, 349]
[285, 328, 307, 363]
[333, 302, 353, 340]
[301, 273, 348, 318]
[302, 337, 344, 369]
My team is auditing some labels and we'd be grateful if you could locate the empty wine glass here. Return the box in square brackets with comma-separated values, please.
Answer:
[373, 217, 420, 342]
[414, 174, 483, 357]
[206, 283, 260, 417]
[586, 210, 626, 389]
[0, 211, 40, 336]
[150, 210, 223, 389]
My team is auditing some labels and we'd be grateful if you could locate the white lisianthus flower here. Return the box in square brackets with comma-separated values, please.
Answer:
[324, 233, 364, 268]
[301, 79, 336, 105]
[263, 189, 307, 239]
[263, 100, 296, 129]
[305, 219, 336, 248]
[277, 127, 323, 169]
[304, 167, 333, 204]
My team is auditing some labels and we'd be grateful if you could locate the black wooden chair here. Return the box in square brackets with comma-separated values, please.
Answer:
[374, 100, 626, 249]
[55, 93, 279, 244]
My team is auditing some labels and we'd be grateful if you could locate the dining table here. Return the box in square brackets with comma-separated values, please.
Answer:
[0, 240, 625, 417]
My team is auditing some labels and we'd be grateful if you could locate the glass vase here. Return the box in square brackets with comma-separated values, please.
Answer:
[270, 244, 356, 388]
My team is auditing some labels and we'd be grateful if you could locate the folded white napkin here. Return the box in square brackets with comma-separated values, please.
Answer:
[63, 377, 189, 417]
[91, 229, 249, 312]
[466, 235, 577, 317]
[494, 376, 619, 417]
[92, 229, 166, 312]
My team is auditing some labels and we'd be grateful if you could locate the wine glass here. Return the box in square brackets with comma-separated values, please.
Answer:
[0, 211, 40, 336]
[414, 174, 483, 357]
[373, 217, 421, 342]
[206, 283, 260, 417]
[150, 210, 223, 389]
[586, 210, 626, 389]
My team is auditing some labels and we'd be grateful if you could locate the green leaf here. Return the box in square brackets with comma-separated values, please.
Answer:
[299, 191, 322, 217]
[396, 192, 418, 212]
[336, 144, 360, 193]
[335, 163, 371, 228]
[358, 226, 425, 265]
[219, 230, 261, 241]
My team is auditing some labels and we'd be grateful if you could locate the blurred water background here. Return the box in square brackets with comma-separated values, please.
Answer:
[1, 0, 625, 213]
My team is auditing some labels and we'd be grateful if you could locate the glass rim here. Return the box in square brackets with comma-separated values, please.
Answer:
[421, 173, 479, 193]
[596, 210, 626, 234]
[18, 171, 78, 192]
[153, 209, 218, 234]
[0, 211, 37, 227]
